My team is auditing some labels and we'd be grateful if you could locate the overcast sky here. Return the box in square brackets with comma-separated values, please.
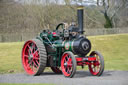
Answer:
[14, 0, 97, 5]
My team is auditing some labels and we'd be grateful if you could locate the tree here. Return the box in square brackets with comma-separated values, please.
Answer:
[97, 0, 128, 28]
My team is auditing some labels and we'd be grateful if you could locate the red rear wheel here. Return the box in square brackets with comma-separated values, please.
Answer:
[22, 39, 47, 76]
[61, 52, 76, 78]
[88, 51, 104, 76]
[51, 67, 62, 74]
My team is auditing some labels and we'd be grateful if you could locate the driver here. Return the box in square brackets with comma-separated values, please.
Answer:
[68, 22, 79, 37]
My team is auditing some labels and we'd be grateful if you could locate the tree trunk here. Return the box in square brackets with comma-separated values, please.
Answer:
[104, 12, 113, 28]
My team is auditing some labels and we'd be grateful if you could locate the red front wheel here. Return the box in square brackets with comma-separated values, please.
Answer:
[88, 51, 104, 76]
[21, 39, 47, 76]
[61, 52, 76, 78]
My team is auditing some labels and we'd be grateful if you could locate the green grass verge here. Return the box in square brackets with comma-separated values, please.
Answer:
[0, 42, 24, 74]
[0, 34, 128, 74]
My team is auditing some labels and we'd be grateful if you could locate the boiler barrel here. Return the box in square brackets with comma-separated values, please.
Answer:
[62, 37, 91, 56]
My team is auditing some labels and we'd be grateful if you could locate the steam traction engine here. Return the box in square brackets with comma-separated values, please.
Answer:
[21, 6, 104, 78]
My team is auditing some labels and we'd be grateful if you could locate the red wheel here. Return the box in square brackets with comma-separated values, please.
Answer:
[61, 52, 76, 78]
[88, 51, 104, 76]
[22, 39, 47, 76]
[51, 67, 62, 74]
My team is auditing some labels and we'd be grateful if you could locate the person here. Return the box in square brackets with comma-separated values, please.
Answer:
[68, 22, 79, 38]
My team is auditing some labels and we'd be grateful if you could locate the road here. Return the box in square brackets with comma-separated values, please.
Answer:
[0, 71, 128, 85]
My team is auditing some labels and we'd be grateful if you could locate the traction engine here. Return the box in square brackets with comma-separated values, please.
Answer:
[22, 6, 104, 78]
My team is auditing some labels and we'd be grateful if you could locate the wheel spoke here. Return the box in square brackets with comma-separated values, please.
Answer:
[33, 57, 39, 60]
[93, 66, 96, 72]
[27, 59, 33, 70]
[64, 59, 66, 63]
[27, 49, 31, 55]
[31, 43, 35, 53]
[33, 61, 38, 68]
[67, 67, 71, 74]
[32, 48, 39, 60]
[27, 44, 32, 53]
[31, 62, 34, 71]
[28, 59, 33, 66]
[33, 49, 38, 56]
[68, 58, 72, 64]
[67, 55, 70, 61]
[31, 61, 37, 72]
[26, 64, 30, 70]
[32, 64, 38, 72]
[24, 55, 29, 58]
[96, 61, 100, 66]
[35, 60, 39, 66]
[65, 54, 68, 61]
[97, 66, 99, 72]
[65, 56, 68, 61]
[68, 64, 72, 66]
[32, 65, 35, 72]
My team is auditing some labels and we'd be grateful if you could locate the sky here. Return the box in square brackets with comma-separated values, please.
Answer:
[14, 0, 97, 5]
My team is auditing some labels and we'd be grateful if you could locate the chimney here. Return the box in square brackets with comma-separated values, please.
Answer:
[77, 6, 84, 34]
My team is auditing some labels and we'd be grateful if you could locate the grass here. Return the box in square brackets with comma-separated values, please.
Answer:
[88, 34, 128, 70]
[0, 42, 24, 74]
[0, 33, 128, 74]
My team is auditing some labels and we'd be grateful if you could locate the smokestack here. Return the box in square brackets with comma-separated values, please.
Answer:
[77, 6, 84, 34]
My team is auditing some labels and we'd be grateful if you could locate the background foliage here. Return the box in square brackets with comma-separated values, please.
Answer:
[0, 0, 128, 33]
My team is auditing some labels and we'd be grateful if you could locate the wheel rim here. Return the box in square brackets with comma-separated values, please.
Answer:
[61, 53, 73, 77]
[22, 40, 40, 75]
[89, 53, 101, 75]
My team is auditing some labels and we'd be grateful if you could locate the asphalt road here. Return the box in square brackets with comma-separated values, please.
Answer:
[0, 71, 128, 85]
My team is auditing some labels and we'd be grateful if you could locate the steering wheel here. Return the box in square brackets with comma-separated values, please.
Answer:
[55, 23, 65, 37]
[56, 23, 65, 31]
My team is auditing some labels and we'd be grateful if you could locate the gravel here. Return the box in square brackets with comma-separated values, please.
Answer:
[0, 71, 128, 85]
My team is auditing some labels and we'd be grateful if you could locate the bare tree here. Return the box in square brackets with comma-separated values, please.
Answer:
[97, 0, 127, 28]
